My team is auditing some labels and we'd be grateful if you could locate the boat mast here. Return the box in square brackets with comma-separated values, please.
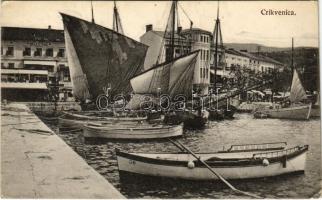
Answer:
[91, 0, 95, 23]
[291, 37, 294, 74]
[213, 1, 222, 90]
[170, 1, 177, 61]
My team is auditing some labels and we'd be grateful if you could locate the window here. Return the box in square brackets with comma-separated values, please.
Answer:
[34, 48, 42, 56]
[200, 35, 203, 42]
[206, 68, 208, 79]
[46, 48, 53, 57]
[57, 48, 65, 57]
[1, 47, 3, 55]
[8, 63, 15, 69]
[23, 47, 31, 56]
[200, 68, 203, 78]
[6, 47, 14, 56]
[1, 63, 4, 68]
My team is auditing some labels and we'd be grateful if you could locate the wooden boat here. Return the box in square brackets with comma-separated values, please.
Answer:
[125, 1, 208, 129]
[310, 104, 320, 118]
[83, 123, 183, 139]
[254, 104, 311, 120]
[58, 111, 147, 129]
[164, 110, 208, 129]
[254, 69, 311, 120]
[116, 143, 308, 180]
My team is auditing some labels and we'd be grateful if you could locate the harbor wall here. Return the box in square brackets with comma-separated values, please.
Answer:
[1, 103, 124, 198]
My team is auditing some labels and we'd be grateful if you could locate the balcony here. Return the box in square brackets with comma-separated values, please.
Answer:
[1, 69, 48, 75]
[1, 82, 48, 90]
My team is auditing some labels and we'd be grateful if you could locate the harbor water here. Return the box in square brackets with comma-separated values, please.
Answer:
[41, 113, 321, 198]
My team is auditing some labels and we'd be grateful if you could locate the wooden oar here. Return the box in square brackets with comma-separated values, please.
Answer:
[168, 138, 262, 199]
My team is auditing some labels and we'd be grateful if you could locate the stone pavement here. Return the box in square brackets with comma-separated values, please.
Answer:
[1, 103, 125, 198]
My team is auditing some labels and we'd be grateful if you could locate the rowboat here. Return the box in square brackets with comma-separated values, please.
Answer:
[83, 123, 183, 139]
[116, 143, 308, 180]
[58, 111, 147, 129]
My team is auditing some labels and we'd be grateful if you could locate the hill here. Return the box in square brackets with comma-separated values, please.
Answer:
[224, 43, 316, 53]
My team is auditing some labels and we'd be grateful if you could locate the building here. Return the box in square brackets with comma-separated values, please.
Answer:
[140, 25, 284, 94]
[1, 26, 72, 101]
[140, 25, 212, 95]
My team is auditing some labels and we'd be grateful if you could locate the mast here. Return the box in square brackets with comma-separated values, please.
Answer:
[170, 1, 177, 61]
[291, 37, 294, 74]
[114, 1, 119, 32]
[91, 0, 95, 23]
[113, 0, 124, 34]
[213, 1, 222, 90]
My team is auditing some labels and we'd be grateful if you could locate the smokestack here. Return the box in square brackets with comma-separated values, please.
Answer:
[146, 24, 153, 32]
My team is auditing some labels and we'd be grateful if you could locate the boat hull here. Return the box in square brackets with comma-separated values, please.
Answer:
[84, 124, 183, 139]
[58, 111, 148, 129]
[254, 104, 311, 120]
[164, 111, 208, 129]
[310, 105, 320, 118]
[116, 146, 308, 180]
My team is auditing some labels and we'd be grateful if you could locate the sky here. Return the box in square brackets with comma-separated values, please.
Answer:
[0, 1, 319, 48]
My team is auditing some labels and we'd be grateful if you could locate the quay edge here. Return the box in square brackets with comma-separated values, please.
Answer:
[1, 103, 125, 199]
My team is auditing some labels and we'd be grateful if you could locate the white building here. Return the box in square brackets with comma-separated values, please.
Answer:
[140, 25, 284, 94]
[1, 26, 72, 101]
[140, 26, 212, 95]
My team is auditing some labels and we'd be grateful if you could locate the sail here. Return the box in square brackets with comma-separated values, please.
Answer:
[130, 51, 199, 98]
[290, 69, 307, 103]
[63, 26, 91, 100]
[61, 13, 147, 101]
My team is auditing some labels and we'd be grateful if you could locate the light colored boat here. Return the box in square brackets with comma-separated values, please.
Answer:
[254, 104, 312, 120]
[58, 111, 147, 129]
[254, 69, 311, 120]
[83, 123, 183, 139]
[116, 143, 308, 180]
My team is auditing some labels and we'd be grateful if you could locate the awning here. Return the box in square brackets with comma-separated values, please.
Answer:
[1, 69, 48, 75]
[1, 82, 48, 90]
[24, 60, 56, 66]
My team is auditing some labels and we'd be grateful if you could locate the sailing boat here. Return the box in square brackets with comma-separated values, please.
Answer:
[254, 39, 311, 120]
[60, 3, 147, 109]
[208, 2, 236, 120]
[126, 1, 208, 129]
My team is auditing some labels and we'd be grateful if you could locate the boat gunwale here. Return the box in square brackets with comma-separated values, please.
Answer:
[115, 145, 308, 168]
[84, 123, 183, 131]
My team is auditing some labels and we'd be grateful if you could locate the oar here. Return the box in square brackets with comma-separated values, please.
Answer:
[168, 138, 262, 199]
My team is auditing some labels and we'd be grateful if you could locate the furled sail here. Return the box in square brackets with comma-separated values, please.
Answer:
[290, 69, 307, 103]
[130, 51, 199, 98]
[61, 13, 147, 101]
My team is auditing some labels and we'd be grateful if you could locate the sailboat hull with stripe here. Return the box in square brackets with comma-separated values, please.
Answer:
[116, 145, 308, 180]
